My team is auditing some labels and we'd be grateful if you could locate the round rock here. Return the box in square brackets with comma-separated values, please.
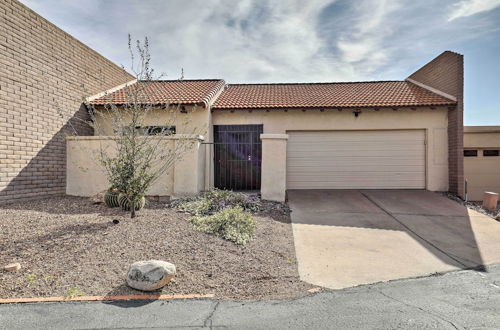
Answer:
[126, 260, 176, 291]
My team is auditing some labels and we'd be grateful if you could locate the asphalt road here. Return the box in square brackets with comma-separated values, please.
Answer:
[2, 265, 500, 329]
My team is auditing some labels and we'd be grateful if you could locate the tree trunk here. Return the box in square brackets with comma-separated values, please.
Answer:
[131, 207, 136, 218]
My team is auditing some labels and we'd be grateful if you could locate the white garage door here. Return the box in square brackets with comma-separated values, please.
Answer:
[287, 130, 426, 189]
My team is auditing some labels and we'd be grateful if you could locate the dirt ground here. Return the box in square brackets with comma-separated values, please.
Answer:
[0, 196, 316, 301]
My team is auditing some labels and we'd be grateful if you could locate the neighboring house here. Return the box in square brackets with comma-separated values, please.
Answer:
[0, 0, 134, 204]
[464, 126, 500, 201]
[67, 51, 465, 202]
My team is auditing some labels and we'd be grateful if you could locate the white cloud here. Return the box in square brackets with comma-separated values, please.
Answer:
[17, 0, 500, 83]
[448, 0, 500, 21]
[336, 0, 401, 74]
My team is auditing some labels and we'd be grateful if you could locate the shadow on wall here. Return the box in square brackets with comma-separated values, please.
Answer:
[0, 104, 92, 204]
[288, 189, 489, 272]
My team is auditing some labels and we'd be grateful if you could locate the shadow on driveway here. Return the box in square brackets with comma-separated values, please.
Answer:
[288, 189, 500, 288]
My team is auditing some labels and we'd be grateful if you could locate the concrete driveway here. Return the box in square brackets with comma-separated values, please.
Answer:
[288, 189, 500, 289]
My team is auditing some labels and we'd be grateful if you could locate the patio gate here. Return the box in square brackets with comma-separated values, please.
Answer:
[213, 124, 263, 190]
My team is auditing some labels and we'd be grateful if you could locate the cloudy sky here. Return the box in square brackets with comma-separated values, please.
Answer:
[20, 0, 500, 125]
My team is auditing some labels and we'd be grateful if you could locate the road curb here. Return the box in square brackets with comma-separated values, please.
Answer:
[0, 293, 215, 304]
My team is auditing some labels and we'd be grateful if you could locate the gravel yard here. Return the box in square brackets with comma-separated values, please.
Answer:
[444, 192, 500, 220]
[0, 196, 315, 300]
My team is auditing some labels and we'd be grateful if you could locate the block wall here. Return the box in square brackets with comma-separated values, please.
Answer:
[0, 0, 134, 203]
[408, 51, 464, 197]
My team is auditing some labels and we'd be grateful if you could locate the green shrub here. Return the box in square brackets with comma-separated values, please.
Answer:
[172, 198, 213, 215]
[171, 189, 260, 215]
[189, 206, 256, 245]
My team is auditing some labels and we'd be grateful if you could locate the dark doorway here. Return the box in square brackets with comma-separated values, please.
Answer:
[214, 124, 263, 190]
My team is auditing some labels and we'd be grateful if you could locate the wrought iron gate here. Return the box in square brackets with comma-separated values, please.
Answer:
[213, 124, 263, 190]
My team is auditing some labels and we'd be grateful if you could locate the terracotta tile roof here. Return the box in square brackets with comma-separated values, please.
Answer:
[212, 81, 456, 109]
[89, 80, 225, 106]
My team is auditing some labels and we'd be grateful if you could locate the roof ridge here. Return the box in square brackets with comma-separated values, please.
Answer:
[225, 80, 405, 86]
[201, 80, 226, 108]
[138, 79, 224, 82]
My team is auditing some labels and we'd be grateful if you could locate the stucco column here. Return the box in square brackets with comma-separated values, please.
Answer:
[260, 134, 288, 202]
[172, 135, 205, 197]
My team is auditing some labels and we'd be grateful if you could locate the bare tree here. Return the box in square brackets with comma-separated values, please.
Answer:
[60, 35, 201, 218]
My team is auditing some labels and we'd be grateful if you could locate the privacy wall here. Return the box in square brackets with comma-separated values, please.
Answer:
[66, 136, 205, 198]
[0, 0, 134, 203]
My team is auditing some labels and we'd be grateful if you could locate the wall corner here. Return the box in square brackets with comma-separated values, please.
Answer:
[260, 134, 289, 202]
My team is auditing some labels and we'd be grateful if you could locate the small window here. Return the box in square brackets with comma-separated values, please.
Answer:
[464, 150, 478, 157]
[121, 126, 176, 136]
[140, 126, 176, 136]
[483, 150, 499, 157]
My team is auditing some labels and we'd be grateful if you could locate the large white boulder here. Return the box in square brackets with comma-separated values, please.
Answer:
[126, 260, 176, 291]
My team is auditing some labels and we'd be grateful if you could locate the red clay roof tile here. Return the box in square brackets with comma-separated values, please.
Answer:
[212, 81, 456, 109]
[89, 80, 456, 109]
[89, 80, 225, 106]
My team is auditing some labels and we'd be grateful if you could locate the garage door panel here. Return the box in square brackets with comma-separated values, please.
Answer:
[286, 130, 426, 189]
[288, 151, 425, 157]
[288, 160, 425, 167]
[290, 182, 424, 189]
[289, 147, 424, 153]
[288, 133, 425, 142]
[289, 135, 425, 141]
[288, 167, 425, 173]
[288, 157, 425, 165]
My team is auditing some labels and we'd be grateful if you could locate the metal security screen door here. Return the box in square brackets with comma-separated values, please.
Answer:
[214, 125, 263, 190]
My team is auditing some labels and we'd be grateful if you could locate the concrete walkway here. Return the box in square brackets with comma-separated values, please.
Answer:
[288, 189, 500, 289]
[2, 265, 500, 329]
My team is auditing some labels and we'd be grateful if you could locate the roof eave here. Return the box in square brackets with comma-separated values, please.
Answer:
[89, 101, 207, 107]
[211, 103, 457, 111]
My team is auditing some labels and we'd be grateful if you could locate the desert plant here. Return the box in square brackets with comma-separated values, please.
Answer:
[188, 206, 256, 245]
[26, 274, 37, 287]
[173, 198, 214, 215]
[171, 189, 260, 216]
[118, 193, 146, 211]
[58, 35, 200, 218]
[64, 287, 85, 299]
[202, 189, 261, 213]
[104, 189, 120, 208]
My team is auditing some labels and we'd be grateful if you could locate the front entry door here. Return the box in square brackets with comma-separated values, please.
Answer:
[214, 124, 263, 190]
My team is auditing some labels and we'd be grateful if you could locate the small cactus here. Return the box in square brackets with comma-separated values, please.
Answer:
[104, 190, 120, 208]
[118, 193, 146, 211]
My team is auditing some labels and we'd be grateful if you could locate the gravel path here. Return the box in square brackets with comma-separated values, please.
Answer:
[0, 196, 315, 300]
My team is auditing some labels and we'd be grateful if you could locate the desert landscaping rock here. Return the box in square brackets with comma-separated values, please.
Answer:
[91, 190, 106, 205]
[127, 260, 176, 291]
[4, 263, 21, 272]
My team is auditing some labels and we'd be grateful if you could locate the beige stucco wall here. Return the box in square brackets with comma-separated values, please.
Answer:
[92, 104, 212, 192]
[260, 134, 289, 201]
[93, 105, 210, 138]
[212, 107, 450, 195]
[464, 127, 500, 201]
[66, 135, 205, 197]
[464, 127, 500, 148]
[75, 106, 450, 201]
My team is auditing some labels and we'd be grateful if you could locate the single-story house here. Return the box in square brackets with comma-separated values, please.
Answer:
[67, 51, 465, 202]
[464, 126, 500, 201]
